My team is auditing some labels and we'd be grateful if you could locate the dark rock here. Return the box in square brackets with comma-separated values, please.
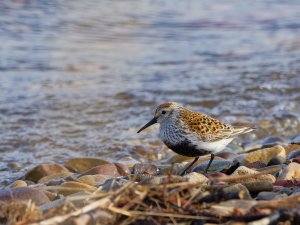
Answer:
[267, 156, 285, 166]
[261, 136, 286, 148]
[197, 184, 251, 202]
[0, 187, 50, 206]
[291, 134, 300, 144]
[243, 181, 273, 193]
[192, 160, 234, 173]
[287, 150, 300, 160]
[244, 160, 267, 169]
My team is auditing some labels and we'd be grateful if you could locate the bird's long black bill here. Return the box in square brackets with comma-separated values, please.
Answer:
[137, 117, 157, 133]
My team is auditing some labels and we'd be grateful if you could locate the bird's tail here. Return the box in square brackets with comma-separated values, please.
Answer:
[232, 125, 256, 136]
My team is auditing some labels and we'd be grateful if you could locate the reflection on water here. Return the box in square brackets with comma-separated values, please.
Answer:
[0, 0, 300, 184]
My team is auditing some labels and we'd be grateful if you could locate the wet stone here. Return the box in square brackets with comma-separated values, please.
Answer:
[25, 163, 70, 183]
[216, 152, 238, 160]
[7, 180, 27, 188]
[133, 163, 158, 175]
[256, 192, 288, 201]
[117, 156, 140, 168]
[244, 160, 267, 169]
[261, 136, 286, 148]
[0, 187, 50, 206]
[64, 158, 109, 173]
[232, 166, 276, 183]
[267, 156, 285, 166]
[242, 145, 286, 165]
[243, 180, 273, 193]
[278, 162, 300, 180]
[192, 160, 235, 173]
[183, 172, 208, 184]
[291, 133, 300, 144]
[101, 178, 129, 192]
[287, 150, 300, 160]
[58, 181, 97, 196]
[81, 163, 130, 177]
[78, 174, 111, 186]
[38, 172, 74, 184]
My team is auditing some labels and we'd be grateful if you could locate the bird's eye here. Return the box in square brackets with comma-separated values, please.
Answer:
[162, 110, 166, 115]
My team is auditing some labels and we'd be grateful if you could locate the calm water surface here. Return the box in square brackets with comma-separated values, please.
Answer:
[1, 0, 300, 184]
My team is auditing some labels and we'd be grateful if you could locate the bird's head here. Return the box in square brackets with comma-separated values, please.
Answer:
[137, 102, 182, 133]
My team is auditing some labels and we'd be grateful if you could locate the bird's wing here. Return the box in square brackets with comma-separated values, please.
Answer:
[183, 111, 253, 142]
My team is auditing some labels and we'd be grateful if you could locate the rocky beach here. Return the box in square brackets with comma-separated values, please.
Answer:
[1, 136, 300, 224]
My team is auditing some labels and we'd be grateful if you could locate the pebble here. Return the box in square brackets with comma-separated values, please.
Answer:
[242, 145, 286, 165]
[133, 163, 158, 175]
[8, 180, 27, 188]
[182, 172, 208, 184]
[25, 163, 70, 183]
[243, 181, 273, 193]
[0, 187, 50, 206]
[278, 162, 300, 180]
[79, 174, 111, 186]
[58, 181, 97, 195]
[101, 178, 129, 192]
[192, 160, 235, 173]
[64, 158, 109, 173]
[261, 136, 286, 148]
[81, 163, 130, 177]
[117, 156, 140, 168]
[256, 192, 288, 201]
[267, 156, 285, 166]
[140, 175, 183, 185]
[231, 166, 276, 183]
[291, 133, 300, 144]
[38, 172, 73, 184]
[286, 150, 300, 160]
[216, 152, 238, 160]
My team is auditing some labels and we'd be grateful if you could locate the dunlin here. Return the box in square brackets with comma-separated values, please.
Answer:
[138, 102, 254, 175]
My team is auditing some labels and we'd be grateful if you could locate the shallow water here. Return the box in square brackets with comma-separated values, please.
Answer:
[1, 0, 300, 184]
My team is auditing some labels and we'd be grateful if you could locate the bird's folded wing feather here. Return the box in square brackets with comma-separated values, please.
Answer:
[184, 112, 253, 142]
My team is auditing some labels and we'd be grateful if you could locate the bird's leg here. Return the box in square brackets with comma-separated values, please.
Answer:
[205, 153, 215, 173]
[180, 156, 199, 176]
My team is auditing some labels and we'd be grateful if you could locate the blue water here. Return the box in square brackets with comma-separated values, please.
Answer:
[0, 0, 300, 184]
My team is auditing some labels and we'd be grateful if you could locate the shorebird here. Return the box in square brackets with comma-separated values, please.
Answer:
[137, 102, 254, 175]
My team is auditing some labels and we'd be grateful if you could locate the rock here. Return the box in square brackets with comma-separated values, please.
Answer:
[38, 172, 73, 184]
[211, 200, 257, 216]
[291, 133, 300, 144]
[25, 163, 69, 183]
[183, 172, 209, 184]
[78, 175, 111, 186]
[216, 152, 238, 160]
[285, 144, 300, 155]
[0, 187, 50, 206]
[64, 158, 109, 173]
[267, 156, 285, 166]
[287, 150, 300, 160]
[7, 162, 22, 171]
[133, 163, 158, 175]
[81, 163, 130, 177]
[117, 156, 140, 168]
[256, 192, 288, 201]
[261, 136, 286, 148]
[166, 155, 193, 164]
[243, 181, 273, 193]
[41, 190, 57, 201]
[140, 175, 183, 185]
[278, 162, 300, 180]
[242, 145, 286, 165]
[8, 180, 27, 188]
[192, 160, 235, 173]
[198, 184, 251, 202]
[58, 181, 96, 196]
[160, 163, 186, 175]
[231, 166, 276, 183]
[244, 160, 267, 169]
[101, 178, 129, 192]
